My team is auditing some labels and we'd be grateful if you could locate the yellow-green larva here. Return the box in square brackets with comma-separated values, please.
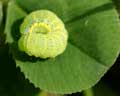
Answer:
[18, 10, 68, 59]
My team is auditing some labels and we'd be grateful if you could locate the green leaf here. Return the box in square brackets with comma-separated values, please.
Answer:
[5, 0, 120, 94]
[13, 43, 107, 94]
[66, 3, 120, 66]
[15, 0, 110, 22]
[4, 1, 27, 43]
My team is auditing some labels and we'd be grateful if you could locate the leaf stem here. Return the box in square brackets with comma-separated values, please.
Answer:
[83, 88, 94, 96]
[36, 91, 64, 96]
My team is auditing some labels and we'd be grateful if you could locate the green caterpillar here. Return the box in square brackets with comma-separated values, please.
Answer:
[18, 10, 68, 59]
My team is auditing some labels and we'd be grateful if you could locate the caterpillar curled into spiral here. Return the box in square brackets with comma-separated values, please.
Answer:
[18, 10, 68, 59]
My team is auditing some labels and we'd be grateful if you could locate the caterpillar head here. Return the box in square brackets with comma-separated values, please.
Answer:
[18, 10, 68, 59]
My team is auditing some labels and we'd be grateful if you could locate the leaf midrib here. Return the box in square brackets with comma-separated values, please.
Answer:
[68, 41, 108, 68]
